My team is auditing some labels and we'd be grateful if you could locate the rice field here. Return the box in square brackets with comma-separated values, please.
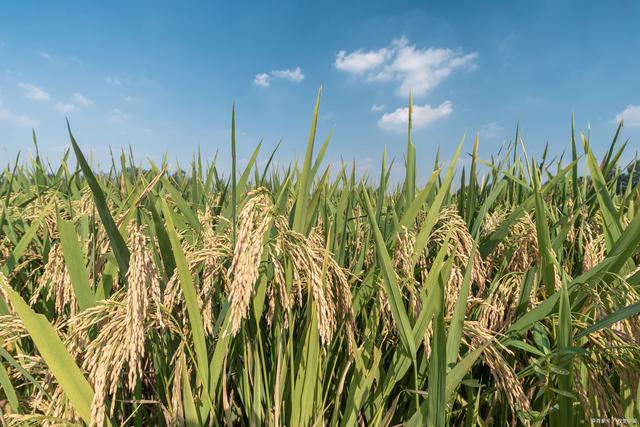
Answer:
[1, 90, 639, 426]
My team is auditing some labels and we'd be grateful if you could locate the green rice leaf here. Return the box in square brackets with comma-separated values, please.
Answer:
[1, 280, 94, 423]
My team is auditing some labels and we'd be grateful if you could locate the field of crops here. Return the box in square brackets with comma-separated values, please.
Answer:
[1, 91, 639, 426]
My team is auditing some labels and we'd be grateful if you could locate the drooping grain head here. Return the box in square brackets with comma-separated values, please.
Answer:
[30, 244, 77, 316]
[227, 188, 274, 336]
[582, 217, 606, 272]
[125, 223, 157, 388]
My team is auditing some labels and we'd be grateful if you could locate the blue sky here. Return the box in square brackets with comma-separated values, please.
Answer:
[1, 0, 639, 178]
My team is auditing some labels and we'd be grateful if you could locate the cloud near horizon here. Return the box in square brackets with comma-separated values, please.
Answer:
[335, 37, 477, 97]
[0, 98, 39, 127]
[55, 92, 94, 114]
[378, 101, 452, 132]
[614, 105, 640, 127]
[18, 83, 50, 102]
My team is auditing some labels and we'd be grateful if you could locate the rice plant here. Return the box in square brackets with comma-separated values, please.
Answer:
[0, 90, 639, 426]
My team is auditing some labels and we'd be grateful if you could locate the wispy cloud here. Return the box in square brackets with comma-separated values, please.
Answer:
[0, 109, 39, 127]
[613, 105, 640, 127]
[0, 108, 39, 127]
[18, 83, 50, 102]
[370, 104, 385, 112]
[335, 37, 477, 97]
[479, 121, 504, 139]
[54, 92, 93, 114]
[106, 76, 130, 87]
[72, 92, 93, 107]
[254, 66, 305, 87]
[377, 101, 452, 132]
[39, 52, 53, 61]
[107, 108, 132, 124]
[55, 102, 77, 113]
[0, 98, 39, 127]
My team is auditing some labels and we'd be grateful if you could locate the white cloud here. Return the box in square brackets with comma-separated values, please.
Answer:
[107, 108, 132, 124]
[479, 121, 504, 139]
[335, 47, 390, 74]
[371, 104, 385, 112]
[271, 66, 305, 82]
[55, 102, 77, 113]
[254, 67, 305, 87]
[18, 83, 50, 102]
[254, 73, 271, 87]
[39, 52, 52, 61]
[335, 37, 477, 97]
[121, 95, 134, 103]
[378, 101, 452, 132]
[72, 92, 93, 107]
[614, 105, 640, 127]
